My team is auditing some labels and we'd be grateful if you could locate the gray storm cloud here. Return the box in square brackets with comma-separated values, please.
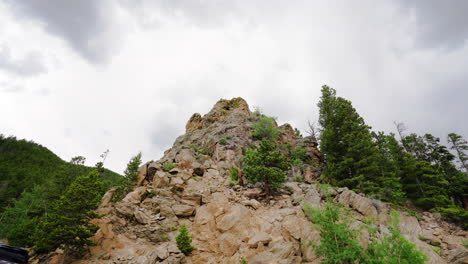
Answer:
[398, 0, 468, 50]
[0, 0, 467, 172]
[5, 0, 120, 63]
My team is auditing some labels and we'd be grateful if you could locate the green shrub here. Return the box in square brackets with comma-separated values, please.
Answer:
[243, 139, 290, 197]
[190, 144, 211, 156]
[226, 97, 243, 109]
[240, 257, 248, 264]
[141, 189, 156, 200]
[295, 176, 304, 182]
[291, 145, 307, 163]
[365, 211, 429, 264]
[432, 206, 468, 228]
[230, 168, 239, 181]
[176, 224, 195, 256]
[294, 128, 302, 138]
[220, 109, 228, 115]
[252, 116, 278, 141]
[219, 138, 228, 145]
[162, 162, 177, 172]
[304, 200, 428, 264]
[229, 180, 239, 186]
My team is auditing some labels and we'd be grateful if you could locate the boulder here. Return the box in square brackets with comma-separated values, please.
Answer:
[122, 186, 147, 204]
[153, 171, 169, 188]
[115, 202, 135, 217]
[241, 199, 261, 209]
[244, 188, 263, 198]
[134, 209, 152, 224]
[172, 204, 195, 217]
[337, 190, 378, 216]
[247, 231, 271, 248]
[216, 205, 249, 232]
[218, 233, 240, 257]
[303, 187, 321, 209]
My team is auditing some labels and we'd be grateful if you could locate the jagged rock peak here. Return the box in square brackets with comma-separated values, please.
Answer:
[186, 97, 250, 132]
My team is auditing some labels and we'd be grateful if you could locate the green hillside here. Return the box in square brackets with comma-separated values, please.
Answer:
[0, 134, 123, 211]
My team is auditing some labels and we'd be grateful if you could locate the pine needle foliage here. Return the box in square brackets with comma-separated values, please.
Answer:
[176, 224, 195, 255]
[305, 200, 428, 264]
[33, 170, 104, 256]
[243, 139, 290, 197]
[252, 116, 279, 141]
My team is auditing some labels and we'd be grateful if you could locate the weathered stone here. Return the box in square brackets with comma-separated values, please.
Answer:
[244, 188, 262, 198]
[218, 233, 240, 256]
[303, 187, 321, 209]
[153, 171, 169, 188]
[99, 187, 117, 208]
[216, 205, 249, 232]
[447, 247, 468, 264]
[398, 215, 422, 236]
[247, 231, 271, 247]
[172, 204, 195, 216]
[303, 166, 314, 184]
[122, 186, 147, 204]
[241, 199, 261, 209]
[134, 209, 152, 224]
[115, 202, 135, 217]
[337, 190, 378, 216]
[170, 176, 184, 186]
[155, 244, 169, 260]
[282, 215, 304, 240]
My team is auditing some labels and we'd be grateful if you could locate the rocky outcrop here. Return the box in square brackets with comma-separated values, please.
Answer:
[57, 98, 467, 264]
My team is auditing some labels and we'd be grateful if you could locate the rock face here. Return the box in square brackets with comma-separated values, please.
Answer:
[54, 98, 466, 264]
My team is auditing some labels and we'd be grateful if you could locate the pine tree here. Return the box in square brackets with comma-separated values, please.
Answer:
[124, 152, 142, 184]
[176, 224, 195, 256]
[370, 132, 405, 203]
[0, 185, 45, 247]
[243, 139, 290, 197]
[318, 85, 380, 193]
[399, 134, 453, 209]
[33, 170, 104, 256]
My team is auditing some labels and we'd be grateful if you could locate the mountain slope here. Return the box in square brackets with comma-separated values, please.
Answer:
[51, 98, 465, 264]
[26, 98, 467, 264]
[0, 135, 123, 210]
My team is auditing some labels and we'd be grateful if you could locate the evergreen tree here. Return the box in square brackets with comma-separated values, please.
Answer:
[400, 134, 453, 209]
[243, 139, 290, 197]
[317, 85, 380, 193]
[33, 170, 104, 256]
[0, 185, 45, 247]
[124, 152, 142, 184]
[370, 132, 405, 203]
[176, 224, 195, 256]
[112, 152, 143, 202]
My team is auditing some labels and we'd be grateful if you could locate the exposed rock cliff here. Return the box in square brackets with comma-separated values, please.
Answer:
[36, 98, 467, 264]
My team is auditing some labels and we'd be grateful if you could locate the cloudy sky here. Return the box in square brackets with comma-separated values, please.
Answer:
[1, 0, 467, 173]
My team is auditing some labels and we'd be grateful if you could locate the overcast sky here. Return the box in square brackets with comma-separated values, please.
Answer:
[1, 0, 467, 173]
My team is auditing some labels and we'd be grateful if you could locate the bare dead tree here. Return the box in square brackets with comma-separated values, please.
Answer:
[394, 121, 409, 152]
[307, 120, 320, 142]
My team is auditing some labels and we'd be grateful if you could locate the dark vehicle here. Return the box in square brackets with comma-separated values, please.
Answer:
[0, 244, 28, 264]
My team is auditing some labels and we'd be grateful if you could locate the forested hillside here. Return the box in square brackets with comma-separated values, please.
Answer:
[0, 135, 123, 210]
[0, 135, 125, 249]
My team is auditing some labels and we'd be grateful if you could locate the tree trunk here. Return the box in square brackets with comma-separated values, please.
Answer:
[265, 183, 271, 200]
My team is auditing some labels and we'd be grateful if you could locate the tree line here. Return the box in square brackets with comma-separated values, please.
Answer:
[318, 85, 467, 226]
